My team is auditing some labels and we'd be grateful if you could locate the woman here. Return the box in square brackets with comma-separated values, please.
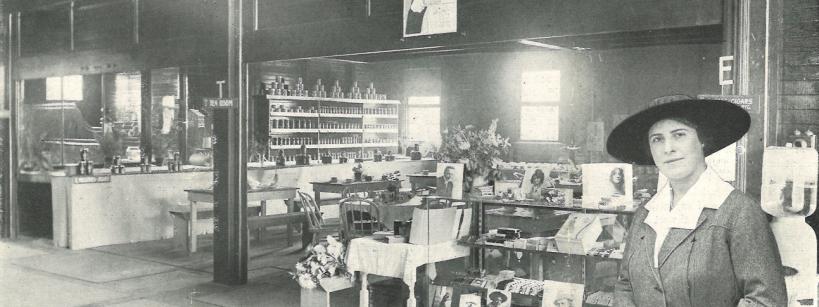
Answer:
[607, 99, 786, 306]
[527, 168, 552, 200]
[609, 167, 625, 196]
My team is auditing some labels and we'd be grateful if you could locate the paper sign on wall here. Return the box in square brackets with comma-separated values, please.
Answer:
[403, 0, 457, 37]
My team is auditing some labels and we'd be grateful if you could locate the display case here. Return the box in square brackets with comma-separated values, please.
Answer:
[450, 197, 635, 307]
[255, 92, 400, 164]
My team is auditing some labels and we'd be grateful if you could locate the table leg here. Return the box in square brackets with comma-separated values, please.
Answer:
[530, 253, 544, 280]
[359, 272, 369, 307]
[285, 198, 293, 247]
[257, 200, 267, 242]
[189, 200, 197, 254]
[314, 191, 321, 208]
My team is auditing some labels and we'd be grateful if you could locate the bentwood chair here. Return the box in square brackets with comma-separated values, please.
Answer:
[297, 191, 341, 247]
[338, 194, 384, 242]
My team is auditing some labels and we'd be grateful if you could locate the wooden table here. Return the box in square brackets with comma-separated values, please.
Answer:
[310, 180, 397, 205]
[181, 186, 300, 253]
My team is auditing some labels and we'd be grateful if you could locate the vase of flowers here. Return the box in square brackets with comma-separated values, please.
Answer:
[437, 119, 512, 195]
[291, 236, 354, 291]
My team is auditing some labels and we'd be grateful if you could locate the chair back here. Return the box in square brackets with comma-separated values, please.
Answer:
[297, 191, 323, 231]
[338, 194, 382, 241]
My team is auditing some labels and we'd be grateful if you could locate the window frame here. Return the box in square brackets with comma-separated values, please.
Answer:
[519, 70, 561, 142]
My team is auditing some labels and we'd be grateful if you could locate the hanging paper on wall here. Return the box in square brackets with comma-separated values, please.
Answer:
[403, 0, 458, 37]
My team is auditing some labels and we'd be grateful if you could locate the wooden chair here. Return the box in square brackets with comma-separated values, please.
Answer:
[297, 191, 340, 247]
[338, 194, 384, 241]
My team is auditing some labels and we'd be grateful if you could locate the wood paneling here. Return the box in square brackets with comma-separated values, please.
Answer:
[74, 0, 133, 51]
[778, 0, 819, 142]
[781, 95, 819, 109]
[20, 5, 70, 56]
[783, 81, 819, 95]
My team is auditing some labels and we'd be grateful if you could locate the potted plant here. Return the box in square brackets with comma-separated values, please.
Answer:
[436, 119, 511, 196]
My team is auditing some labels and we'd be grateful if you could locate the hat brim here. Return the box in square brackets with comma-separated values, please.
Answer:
[606, 99, 750, 165]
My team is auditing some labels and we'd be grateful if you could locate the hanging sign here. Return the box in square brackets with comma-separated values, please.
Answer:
[203, 98, 236, 109]
[697, 94, 758, 114]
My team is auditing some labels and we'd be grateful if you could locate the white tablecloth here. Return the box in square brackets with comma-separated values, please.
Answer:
[346, 237, 471, 287]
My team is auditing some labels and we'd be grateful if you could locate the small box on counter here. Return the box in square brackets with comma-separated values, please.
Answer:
[497, 227, 521, 240]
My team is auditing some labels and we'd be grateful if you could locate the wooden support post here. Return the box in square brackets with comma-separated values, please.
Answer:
[213, 0, 248, 285]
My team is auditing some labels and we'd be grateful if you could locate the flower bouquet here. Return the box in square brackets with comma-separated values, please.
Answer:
[437, 119, 512, 194]
[290, 236, 354, 291]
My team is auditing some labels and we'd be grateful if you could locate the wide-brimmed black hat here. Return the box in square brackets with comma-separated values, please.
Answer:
[606, 99, 750, 165]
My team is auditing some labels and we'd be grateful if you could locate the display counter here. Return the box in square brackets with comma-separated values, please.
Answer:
[49, 159, 436, 249]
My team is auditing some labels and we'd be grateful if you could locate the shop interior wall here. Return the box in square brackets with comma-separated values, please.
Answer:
[368, 43, 721, 163]
[779, 0, 819, 143]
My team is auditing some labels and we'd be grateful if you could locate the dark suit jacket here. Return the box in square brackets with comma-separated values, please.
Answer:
[614, 190, 787, 307]
[436, 177, 454, 197]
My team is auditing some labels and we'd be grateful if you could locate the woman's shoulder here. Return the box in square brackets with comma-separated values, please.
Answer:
[713, 189, 770, 226]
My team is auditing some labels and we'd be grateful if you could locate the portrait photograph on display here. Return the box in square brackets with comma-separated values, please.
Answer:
[520, 164, 558, 201]
[403, 0, 458, 37]
[581, 163, 633, 209]
[485, 289, 512, 307]
[432, 285, 454, 307]
[436, 162, 464, 199]
[458, 293, 482, 307]
[541, 280, 584, 307]
[583, 260, 619, 306]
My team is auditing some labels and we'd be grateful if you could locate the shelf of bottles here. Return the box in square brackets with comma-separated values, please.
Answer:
[262, 76, 400, 161]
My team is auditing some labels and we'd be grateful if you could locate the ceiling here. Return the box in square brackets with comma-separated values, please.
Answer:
[326, 25, 724, 63]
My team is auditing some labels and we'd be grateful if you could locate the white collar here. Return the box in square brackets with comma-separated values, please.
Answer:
[644, 167, 734, 230]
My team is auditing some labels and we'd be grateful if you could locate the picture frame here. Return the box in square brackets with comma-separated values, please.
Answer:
[541, 280, 584, 307]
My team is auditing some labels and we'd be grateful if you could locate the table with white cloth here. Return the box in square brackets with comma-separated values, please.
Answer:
[346, 237, 471, 307]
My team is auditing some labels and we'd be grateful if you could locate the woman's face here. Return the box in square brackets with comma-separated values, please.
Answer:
[533, 175, 543, 185]
[610, 169, 623, 184]
[648, 119, 707, 182]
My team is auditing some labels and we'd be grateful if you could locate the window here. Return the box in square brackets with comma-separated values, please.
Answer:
[406, 96, 441, 148]
[46, 75, 83, 101]
[520, 71, 560, 141]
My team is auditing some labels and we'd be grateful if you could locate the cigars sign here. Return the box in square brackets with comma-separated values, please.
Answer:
[697, 94, 758, 114]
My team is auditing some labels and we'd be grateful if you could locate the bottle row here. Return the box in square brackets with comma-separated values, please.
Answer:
[363, 138, 396, 144]
[260, 76, 388, 100]
[319, 136, 362, 145]
[270, 119, 316, 129]
[268, 105, 397, 115]
[270, 150, 385, 162]
[319, 122, 361, 129]
[270, 137, 314, 146]
[363, 124, 398, 130]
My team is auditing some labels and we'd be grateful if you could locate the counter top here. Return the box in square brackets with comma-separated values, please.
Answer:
[18, 158, 435, 183]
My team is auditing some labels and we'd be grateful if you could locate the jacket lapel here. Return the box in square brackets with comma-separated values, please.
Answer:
[657, 213, 709, 268]
[638, 224, 663, 286]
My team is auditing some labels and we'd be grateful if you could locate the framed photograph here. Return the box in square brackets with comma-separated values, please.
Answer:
[584, 260, 618, 306]
[403, 0, 458, 37]
[520, 164, 558, 201]
[432, 285, 454, 307]
[485, 289, 512, 307]
[436, 162, 464, 199]
[458, 293, 481, 307]
[581, 163, 633, 209]
[541, 280, 584, 307]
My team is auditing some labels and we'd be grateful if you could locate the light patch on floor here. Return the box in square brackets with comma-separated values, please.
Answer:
[12, 250, 176, 283]
[0, 264, 127, 306]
